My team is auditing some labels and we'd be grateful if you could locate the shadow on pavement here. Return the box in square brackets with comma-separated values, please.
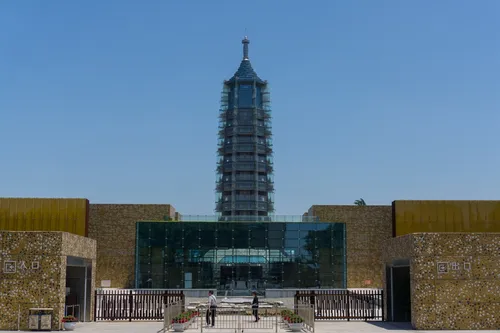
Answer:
[366, 322, 413, 330]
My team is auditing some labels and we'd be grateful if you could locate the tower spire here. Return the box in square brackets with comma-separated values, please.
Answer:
[242, 36, 249, 60]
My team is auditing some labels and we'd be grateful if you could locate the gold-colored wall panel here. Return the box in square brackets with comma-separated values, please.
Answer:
[393, 200, 500, 236]
[0, 198, 88, 237]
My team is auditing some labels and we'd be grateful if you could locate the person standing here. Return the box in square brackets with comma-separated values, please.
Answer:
[252, 291, 260, 322]
[206, 290, 217, 327]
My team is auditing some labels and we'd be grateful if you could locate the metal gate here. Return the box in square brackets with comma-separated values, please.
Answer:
[295, 289, 384, 321]
[160, 303, 315, 333]
[94, 289, 184, 321]
[199, 306, 278, 332]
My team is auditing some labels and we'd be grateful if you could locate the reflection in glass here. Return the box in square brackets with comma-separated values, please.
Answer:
[135, 222, 346, 292]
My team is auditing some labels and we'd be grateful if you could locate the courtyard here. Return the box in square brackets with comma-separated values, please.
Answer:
[3, 321, 496, 333]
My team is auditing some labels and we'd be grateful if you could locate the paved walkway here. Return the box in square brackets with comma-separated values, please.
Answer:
[23, 321, 497, 332]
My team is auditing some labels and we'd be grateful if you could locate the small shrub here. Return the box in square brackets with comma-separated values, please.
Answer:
[61, 316, 78, 323]
[171, 310, 198, 324]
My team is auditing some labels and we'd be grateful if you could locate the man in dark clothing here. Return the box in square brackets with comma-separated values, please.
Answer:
[252, 291, 260, 322]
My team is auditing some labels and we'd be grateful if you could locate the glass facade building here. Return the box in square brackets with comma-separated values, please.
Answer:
[135, 221, 346, 293]
[215, 37, 274, 217]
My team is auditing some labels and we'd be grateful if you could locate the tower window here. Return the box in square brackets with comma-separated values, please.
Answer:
[238, 85, 253, 107]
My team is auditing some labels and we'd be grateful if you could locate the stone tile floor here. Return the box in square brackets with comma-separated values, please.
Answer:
[5, 321, 495, 332]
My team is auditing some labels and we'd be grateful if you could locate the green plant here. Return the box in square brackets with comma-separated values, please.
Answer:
[61, 315, 78, 323]
[171, 310, 199, 324]
[281, 310, 303, 323]
[288, 314, 304, 324]
[354, 198, 366, 206]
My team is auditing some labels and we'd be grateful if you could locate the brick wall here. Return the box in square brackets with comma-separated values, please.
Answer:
[88, 204, 174, 288]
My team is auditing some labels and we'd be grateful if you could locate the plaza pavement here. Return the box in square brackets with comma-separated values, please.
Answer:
[5, 321, 496, 332]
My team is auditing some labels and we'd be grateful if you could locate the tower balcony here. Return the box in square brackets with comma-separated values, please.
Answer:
[215, 200, 224, 212]
[222, 108, 271, 120]
[222, 162, 271, 173]
[217, 180, 274, 192]
[220, 125, 272, 137]
[221, 144, 269, 154]
[220, 201, 270, 212]
[215, 181, 223, 192]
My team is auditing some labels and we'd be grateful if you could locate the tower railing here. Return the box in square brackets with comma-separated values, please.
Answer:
[179, 215, 319, 222]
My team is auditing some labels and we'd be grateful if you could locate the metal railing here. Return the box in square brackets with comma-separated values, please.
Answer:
[200, 305, 278, 332]
[294, 303, 315, 332]
[65, 304, 80, 321]
[295, 289, 384, 321]
[160, 302, 187, 333]
[179, 215, 319, 222]
[160, 302, 308, 332]
[94, 289, 184, 321]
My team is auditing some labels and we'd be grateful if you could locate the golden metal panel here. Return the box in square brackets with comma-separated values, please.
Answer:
[394, 200, 500, 236]
[0, 198, 88, 236]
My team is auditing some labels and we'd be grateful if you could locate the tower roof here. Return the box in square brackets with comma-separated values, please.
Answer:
[227, 37, 264, 84]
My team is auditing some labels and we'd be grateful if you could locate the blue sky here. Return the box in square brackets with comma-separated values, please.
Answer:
[1, 1, 499, 215]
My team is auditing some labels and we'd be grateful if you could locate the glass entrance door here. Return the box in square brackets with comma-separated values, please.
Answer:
[219, 264, 264, 296]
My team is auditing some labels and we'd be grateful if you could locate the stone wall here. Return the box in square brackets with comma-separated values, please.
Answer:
[308, 205, 393, 288]
[384, 233, 500, 330]
[0, 231, 96, 330]
[88, 204, 175, 288]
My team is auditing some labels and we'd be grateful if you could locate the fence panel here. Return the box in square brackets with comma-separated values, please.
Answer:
[94, 289, 184, 321]
[162, 302, 200, 332]
[161, 303, 281, 332]
[295, 303, 315, 332]
[295, 289, 384, 321]
[239, 305, 277, 330]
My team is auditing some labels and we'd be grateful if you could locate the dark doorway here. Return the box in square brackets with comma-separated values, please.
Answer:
[389, 265, 411, 322]
[65, 257, 92, 322]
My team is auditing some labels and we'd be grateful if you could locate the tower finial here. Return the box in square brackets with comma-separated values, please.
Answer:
[242, 36, 249, 60]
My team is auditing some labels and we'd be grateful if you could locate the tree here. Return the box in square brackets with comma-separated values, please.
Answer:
[354, 198, 366, 206]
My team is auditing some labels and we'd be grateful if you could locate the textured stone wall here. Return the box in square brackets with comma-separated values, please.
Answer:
[0, 231, 96, 330]
[88, 204, 174, 288]
[384, 233, 500, 330]
[308, 205, 392, 288]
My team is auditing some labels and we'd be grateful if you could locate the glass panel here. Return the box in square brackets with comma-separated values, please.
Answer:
[135, 221, 346, 291]
[249, 224, 266, 249]
[183, 223, 199, 249]
[233, 223, 249, 248]
[238, 85, 253, 107]
[256, 86, 262, 108]
[200, 223, 216, 248]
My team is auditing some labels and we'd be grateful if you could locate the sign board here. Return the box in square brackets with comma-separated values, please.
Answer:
[437, 262, 471, 274]
[101, 280, 112, 288]
[3, 260, 40, 274]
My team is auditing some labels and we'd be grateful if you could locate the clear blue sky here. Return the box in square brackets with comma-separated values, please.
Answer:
[1, 1, 499, 215]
